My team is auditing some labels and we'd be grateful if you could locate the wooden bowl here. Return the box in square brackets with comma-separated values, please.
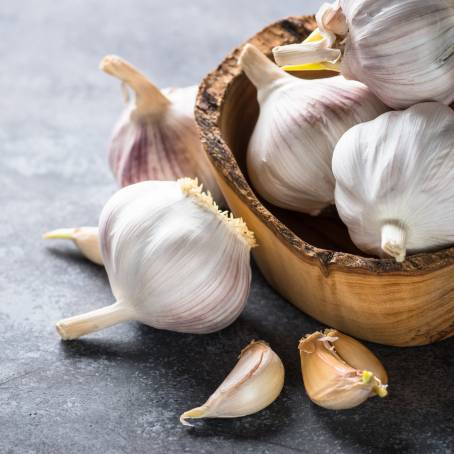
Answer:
[195, 16, 454, 347]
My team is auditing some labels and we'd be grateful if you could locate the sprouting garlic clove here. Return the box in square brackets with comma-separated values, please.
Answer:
[332, 102, 454, 262]
[43, 227, 103, 265]
[273, 0, 454, 109]
[239, 44, 387, 216]
[55, 178, 256, 340]
[180, 340, 284, 426]
[299, 330, 388, 410]
[100, 55, 223, 203]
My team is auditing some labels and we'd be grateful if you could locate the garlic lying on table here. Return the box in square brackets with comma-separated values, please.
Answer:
[299, 330, 388, 410]
[43, 227, 102, 265]
[180, 340, 284, 426]
[239, 44, 387, 215]
[56, 178, 256, 340]
[100, 55, 222, 202]
[273, 0, 454, 109]
[333, 102, 454, 262]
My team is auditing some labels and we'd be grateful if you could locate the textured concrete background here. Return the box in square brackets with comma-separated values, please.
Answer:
[1, 1, 454, 453]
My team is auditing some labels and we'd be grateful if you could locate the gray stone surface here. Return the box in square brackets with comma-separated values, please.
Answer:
[1, 1, 454, 453]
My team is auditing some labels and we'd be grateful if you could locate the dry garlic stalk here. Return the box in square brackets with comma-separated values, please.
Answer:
[43, 227, 102, 265]
[180, 340, 284, 425]
[299, 330, 388, 410]
[273, 0, 454, 109]
[239, 44, 387, 215]
[101, 55, 222, 202]
[333, 102, 454, 262]
[56, 178, 256, 340]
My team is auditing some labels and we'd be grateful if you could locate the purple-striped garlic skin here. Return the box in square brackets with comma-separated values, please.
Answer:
[55, 179, 256, 340]
[239, 44, 388, 216]
[101, 56, 222, 203]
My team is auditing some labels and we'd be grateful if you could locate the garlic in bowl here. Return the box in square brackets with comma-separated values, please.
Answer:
[195, 16, 454, 347]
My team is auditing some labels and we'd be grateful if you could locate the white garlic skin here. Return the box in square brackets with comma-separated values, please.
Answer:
[102, 56, 222, 202]
[333, 102, 454, 261]
[339, 0, 454, 109]
[240, 44, 387, 215]
[99, 180, 253, 334]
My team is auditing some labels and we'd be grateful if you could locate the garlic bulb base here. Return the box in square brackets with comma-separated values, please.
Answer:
[43, 227, 103, 265]
[56, 302, 134, 340]
[381, 223, 407, 262]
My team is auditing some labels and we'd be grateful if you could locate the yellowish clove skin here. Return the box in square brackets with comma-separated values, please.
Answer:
[299, 331, 388, 410]
[180, 340, 284, 426]
[43, 227, 102, 265]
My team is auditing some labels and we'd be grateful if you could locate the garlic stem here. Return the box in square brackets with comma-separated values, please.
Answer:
[239, 44, 288, 91]
[56, 302, 134, 340]
[381, 222, 407, 262]
[43, 228, 78, 241]
[100, 55, 170, 118]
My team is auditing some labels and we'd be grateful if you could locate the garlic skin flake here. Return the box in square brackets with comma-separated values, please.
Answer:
[180, 340, 284, 425]
[239, 44, 387, 215]
[43, 227, 102, 265]
[101, 55, 222, 202]
[273, 0, 454, 109]
[56, 178, 256, 340]
[299, 330, 388, 410]
[333, 102, 454, 262]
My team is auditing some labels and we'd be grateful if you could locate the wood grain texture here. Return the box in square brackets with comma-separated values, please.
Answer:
[195, 16, 454, 346]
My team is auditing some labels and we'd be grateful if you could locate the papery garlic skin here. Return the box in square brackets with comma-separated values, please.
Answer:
[240, 44, 387, 215]
[333, 102, 454, 262]
[274, 0, 454, 109]
[101, 55, 222, 202]
[299, 331, 387, 410]
[43, 227, 103, 265]
[180, 340, 284, 425]
[56, 178, 255, 340]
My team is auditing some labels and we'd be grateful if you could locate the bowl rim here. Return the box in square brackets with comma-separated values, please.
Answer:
[195, 15, 454, 276]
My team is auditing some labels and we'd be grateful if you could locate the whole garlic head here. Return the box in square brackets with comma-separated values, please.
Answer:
[333, 102, 454, 262]
[273, 0, 454, 109]
[56, 178, 256, 340]
[101, 55, 222, 202]
[239, 44, 387, 215]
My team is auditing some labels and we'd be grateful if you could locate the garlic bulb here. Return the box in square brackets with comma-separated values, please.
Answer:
[43, 227, 102, 265]
[56, 178, 256, 340]
[239, 44, 387, 215]
[299, 330, 388, 410]
[101, 55, 222, 202]
[273, 0, 454, 109]
[180, 340, 284, 426]
[333, 102, 454, 262]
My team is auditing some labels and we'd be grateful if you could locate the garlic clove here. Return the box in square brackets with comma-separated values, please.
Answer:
[239, 44, 387, 215]
[180, 340, 284, 426]
[299, 331, 388, 410]
[100, 55, 223, 202]
[55, 178, 255, 339]
[43, 227, 103, 265]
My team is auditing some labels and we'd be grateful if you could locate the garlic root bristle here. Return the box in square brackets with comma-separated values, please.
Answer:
[178, 178, 257, 248]
[381, 222, 407, 262]
[100, 55, 170, 117]
[56, 302, 133, 340]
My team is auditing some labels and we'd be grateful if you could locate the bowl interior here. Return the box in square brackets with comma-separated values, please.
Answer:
[219, 70, 369, 256]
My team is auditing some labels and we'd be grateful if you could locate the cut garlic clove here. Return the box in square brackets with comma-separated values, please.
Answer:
[299, 331, 388, 410]
[43, 227, 103, 265]
[180, 340, 284, 426]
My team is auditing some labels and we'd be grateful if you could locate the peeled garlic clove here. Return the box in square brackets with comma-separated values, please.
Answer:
[239, 44, 387, 215]
[333, 102, 454, 262]
[274, 0, 454, 109]
[56, 178, 256, 340]
[299, 331, 388, 410]
[100, 55, 222, 202]
[43, 227, 103, 265]
[180, 340, 284, 425]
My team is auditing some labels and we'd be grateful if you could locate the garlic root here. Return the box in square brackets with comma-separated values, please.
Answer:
[381, 223, 407, 263]
[180, 340, 284, 425]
